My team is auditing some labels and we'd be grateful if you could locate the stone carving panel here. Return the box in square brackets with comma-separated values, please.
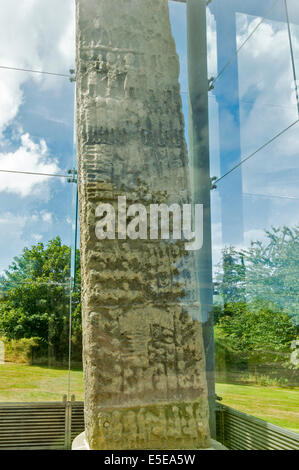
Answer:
[76, 0, 210, 449]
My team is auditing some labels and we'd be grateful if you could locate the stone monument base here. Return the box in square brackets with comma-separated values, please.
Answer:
[72, 432, 91, 450]
[72, 432, 227, 451]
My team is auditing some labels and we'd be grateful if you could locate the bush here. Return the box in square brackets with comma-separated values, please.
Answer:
[214, 327, 248, 373]
[0, 336, 40, 364]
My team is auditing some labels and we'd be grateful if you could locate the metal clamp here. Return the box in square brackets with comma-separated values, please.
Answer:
[69, 69, 76, 83]
[210, 176, 218, 190]
[67, 168, 78, 184]
[208, 77, 215, 91]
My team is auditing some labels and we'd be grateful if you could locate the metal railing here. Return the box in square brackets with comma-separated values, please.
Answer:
[0, 400, 298, 450]
[216, 404, 299, 450]
[0, 401, 84, 450]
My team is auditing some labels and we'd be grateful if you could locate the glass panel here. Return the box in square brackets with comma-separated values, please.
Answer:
[209, 0, 299, 434]
[169, 0, 189, 141]
[285, 0, 299, 112]
[209, 0, 286, 80]
[69, 176, 84, 401]
[213, 98, 299, 434]
[237, 8, 298, 156]
[71, 0, 216, 450]
[0, 174, 73, 401]
[0, 0, 75, 404]
[210, 0, 298, 182]
[1, 0, 297, 449]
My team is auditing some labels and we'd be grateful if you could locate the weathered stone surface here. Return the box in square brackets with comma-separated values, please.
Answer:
[76, 0, 210, 449]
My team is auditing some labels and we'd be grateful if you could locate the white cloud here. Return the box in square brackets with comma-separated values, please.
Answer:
[236, 14, 299, 199]
[207, 8, 217, 78]
[0, 0, 75, 135]
[32, 234, 43, 242]
[41, 211, 53, 224]
[209, 11, 299, 261]
[0, 133, 62, 197]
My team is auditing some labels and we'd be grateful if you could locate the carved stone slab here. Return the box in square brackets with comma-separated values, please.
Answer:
[76, 0, 210, 449]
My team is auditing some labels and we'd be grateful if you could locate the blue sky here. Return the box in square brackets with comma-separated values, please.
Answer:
[0, 0, 75, 274]
[207, 0, 299, 267]
[0, 0, 299, 278]
[172, 0, 299, 269]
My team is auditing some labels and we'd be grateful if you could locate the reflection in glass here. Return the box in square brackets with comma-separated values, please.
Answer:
[209, 0, 299, 433]
[285, 0, 299, 105]
[209, 0, 299, 247]
[0, 174, 74, 401]
[0, 66, 75, 401]
[212, 119, 299, 432]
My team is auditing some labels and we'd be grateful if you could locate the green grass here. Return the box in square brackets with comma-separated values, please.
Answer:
[216, 382, 299, 433]
[0, 364, 298, 434]
[0, 363, 84, 402]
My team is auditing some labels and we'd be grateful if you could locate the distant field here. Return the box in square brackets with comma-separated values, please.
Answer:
[216, 383, 299, 433]
[0, 363, 298, 433]
[0, 363, 84, 402]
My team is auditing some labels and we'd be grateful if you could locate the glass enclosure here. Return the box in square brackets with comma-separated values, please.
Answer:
[0, 0, 81, 403]
[208, 0, 299, 433]
[0, 0, 297, 449]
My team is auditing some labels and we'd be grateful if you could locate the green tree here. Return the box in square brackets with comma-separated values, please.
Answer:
[222, 247, 246, 306]
[218, 305, 297, 355]
[215, 226, 299, 325]
[245, 226, 299, 324]
[214, 247, 246, 324]
[0, 237, 81, 362]
[214, 227, 299, 381]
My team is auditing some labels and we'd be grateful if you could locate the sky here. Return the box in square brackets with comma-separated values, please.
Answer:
[0, 0, 299, 282]
[0, 0, 75, 275]
[206, 0, 299, 268]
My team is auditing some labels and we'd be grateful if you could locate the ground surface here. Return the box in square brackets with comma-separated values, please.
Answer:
[216, 382, 299, 433]
[0, 363, 84, 402]
[0, 364, 298, 433]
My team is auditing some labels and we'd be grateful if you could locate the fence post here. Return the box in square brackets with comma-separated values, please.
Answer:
[216, 403, 225, 445]
[63, 397, 72, 450]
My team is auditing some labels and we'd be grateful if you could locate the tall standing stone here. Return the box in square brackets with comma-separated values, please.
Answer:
[76, 0, 211, 449]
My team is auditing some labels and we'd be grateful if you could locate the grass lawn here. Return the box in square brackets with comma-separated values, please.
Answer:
[0, 363, 84, 402]
[216, 382, 299, 433]
[0, 363, 298, 434]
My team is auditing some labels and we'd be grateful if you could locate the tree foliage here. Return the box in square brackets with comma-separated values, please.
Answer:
[215, 227, 299, 378]
[0, 237, 81, 361]
[218, 302, 297, 354]
[216, 226, 299, 325]
[245, 226, 299, 325]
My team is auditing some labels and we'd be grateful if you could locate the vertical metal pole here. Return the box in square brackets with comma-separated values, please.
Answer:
[67, 183, 78, 402]
[187, 0, 216, 438]
[64, 400, 72, 450]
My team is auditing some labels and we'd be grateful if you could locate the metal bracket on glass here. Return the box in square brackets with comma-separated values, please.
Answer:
[69, 69, 76, 83]
[210, 176, 217, 190]
[67, 168, 78, 183]
[208, 77, 215, 91]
